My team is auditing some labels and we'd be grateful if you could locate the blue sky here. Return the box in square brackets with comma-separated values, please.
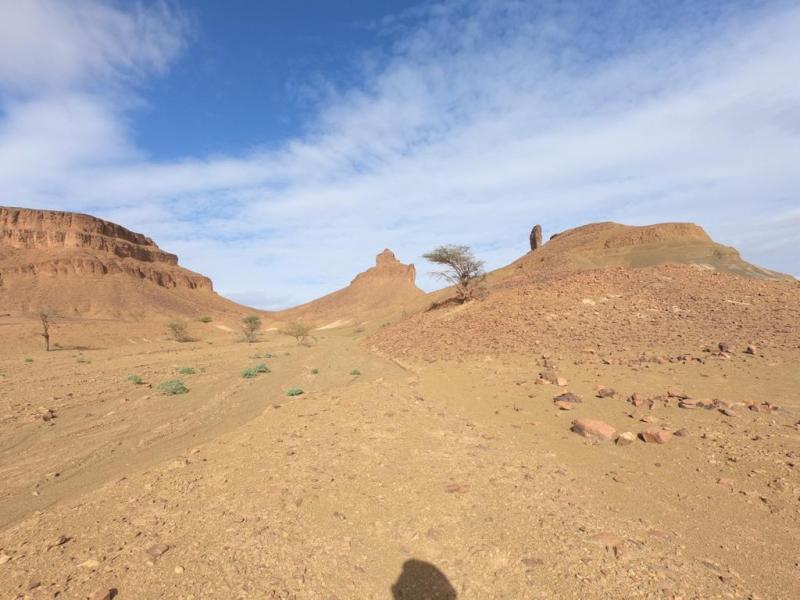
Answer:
[0, 0, 798, 308]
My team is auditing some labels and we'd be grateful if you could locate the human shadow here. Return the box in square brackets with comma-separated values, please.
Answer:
[391, 559, 457, 599]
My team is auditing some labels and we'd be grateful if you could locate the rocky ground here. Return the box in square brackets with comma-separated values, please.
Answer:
[0, 291, 798, 598]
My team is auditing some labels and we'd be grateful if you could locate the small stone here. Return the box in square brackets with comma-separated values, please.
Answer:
[556, 377, 568, 387]
[640, 428, 673, 444]
[718, 478, 735, 487]
[91, 588, 118, 600]
[554, 400, 575, 411]
[80, 559, 100, 569]
[538, 370, 558, 385]
[27, 580, 41, 591]
[718, 342, 732, 353]
[146, 543, 170, 558]
[571, 419, 616, 441]
[174, 565, 185, 574]
[554, 392, 582, 404]
[589, 532, 625, 555]
[720, 408, 738, 417]
[674, 428, 689, 437]
[521, 557, 544, 568]
[744, 345, 757, 355]
[0, 553, 10, 565]
[628, 393, 645, 407]
[640, 415, 659, 424]
[616, 432, 636, 446]
[596, 386, 616, 398]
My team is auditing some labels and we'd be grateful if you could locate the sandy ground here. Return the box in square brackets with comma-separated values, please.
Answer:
[0, 314, 798, 599]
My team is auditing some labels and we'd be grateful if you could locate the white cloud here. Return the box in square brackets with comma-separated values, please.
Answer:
[0, 0, 798, 308]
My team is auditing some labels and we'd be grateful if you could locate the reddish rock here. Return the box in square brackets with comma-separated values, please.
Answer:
[744, 344, 757, 355]
[720, 408, 738, 417]
[674, 428, 690, 437]
[640, 428, 673, 444]
[628, 393, 645, 407]
[554, 400, 575, 411]
[571, 419, 616, 441]
[556, 377, 568, 387]
[91, 589, 118, 600]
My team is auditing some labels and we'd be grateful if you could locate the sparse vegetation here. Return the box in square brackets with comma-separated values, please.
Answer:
[241, 363, 270, 378]
[76, 356, 91, 364]
[311, 368, 319, 375]
[242, 315, 262, 343]
[178, 367, 196, 375]
[128, 375, 144, 385]
[167, 320, 190, 342]
[281, 321, 316, 346]
[198, 315, 213, 323]
[158, 380, 189, 395]
[350, 368, 361, 376]
[24, 358, 33, 363]
[286, 387, 304, 396]
[423, 244, 486, 303]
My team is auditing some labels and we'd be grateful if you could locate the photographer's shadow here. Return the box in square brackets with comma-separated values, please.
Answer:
[391, 559, 457, 599]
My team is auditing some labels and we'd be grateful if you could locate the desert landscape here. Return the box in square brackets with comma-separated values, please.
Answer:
[0, 206, 798, 599]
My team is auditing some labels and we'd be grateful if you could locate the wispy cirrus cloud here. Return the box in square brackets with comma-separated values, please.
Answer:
[0, 0, 798, 308]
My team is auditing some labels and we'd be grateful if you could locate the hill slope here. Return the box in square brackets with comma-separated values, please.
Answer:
[276, 249, 425, 325]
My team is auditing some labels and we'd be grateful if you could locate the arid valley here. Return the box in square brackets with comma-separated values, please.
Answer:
[0, 207, 798, 599]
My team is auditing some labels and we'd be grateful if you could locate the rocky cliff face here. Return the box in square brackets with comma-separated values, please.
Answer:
[0, 207, 243, 317]
[0, 207, 211, 291]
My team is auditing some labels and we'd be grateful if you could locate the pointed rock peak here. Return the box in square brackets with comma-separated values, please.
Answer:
[376, 248, 400, 267]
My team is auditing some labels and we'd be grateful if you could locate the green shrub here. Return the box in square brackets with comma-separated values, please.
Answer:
[77, 356, 91, 364]
[311, 368, 319, 375]
[24, 358, 33, 363]
[242, 363, 270, 378]
[286, 388, 304, 396]
[178, 367, 196, 375]
[350, 368, 361, 376]
[198, 316, 213, 323]
[128, 375, 144, 385]
[158, 380, 189, 395]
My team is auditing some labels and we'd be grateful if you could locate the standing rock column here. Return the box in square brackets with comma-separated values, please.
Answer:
[530, 224, 543, 251]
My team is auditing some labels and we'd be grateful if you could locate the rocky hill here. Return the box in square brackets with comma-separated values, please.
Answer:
[0, 207, 243, 318]
[506, 221, 788, 279]
[276, 249, 425, 326]
[371, 222, 798, 359]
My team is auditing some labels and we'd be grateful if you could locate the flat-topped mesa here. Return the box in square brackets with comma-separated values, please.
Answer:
[351, 249, 417, 285]
[0, 207, 178, 264]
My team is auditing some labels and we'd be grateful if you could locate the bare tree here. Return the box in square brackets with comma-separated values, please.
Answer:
[280, 321, 316, 346]
[242, 315, 262, 343]
[39, 312, 52, 351]
[423, 245, 486, 303]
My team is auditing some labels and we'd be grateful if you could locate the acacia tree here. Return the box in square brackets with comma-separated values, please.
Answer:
[242, 315, 262, 343]
[281, 321, 316, 346]
[423, 244, 486, 303]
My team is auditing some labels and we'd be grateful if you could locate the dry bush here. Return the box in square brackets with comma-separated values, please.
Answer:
[167, 320, 190, 342]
